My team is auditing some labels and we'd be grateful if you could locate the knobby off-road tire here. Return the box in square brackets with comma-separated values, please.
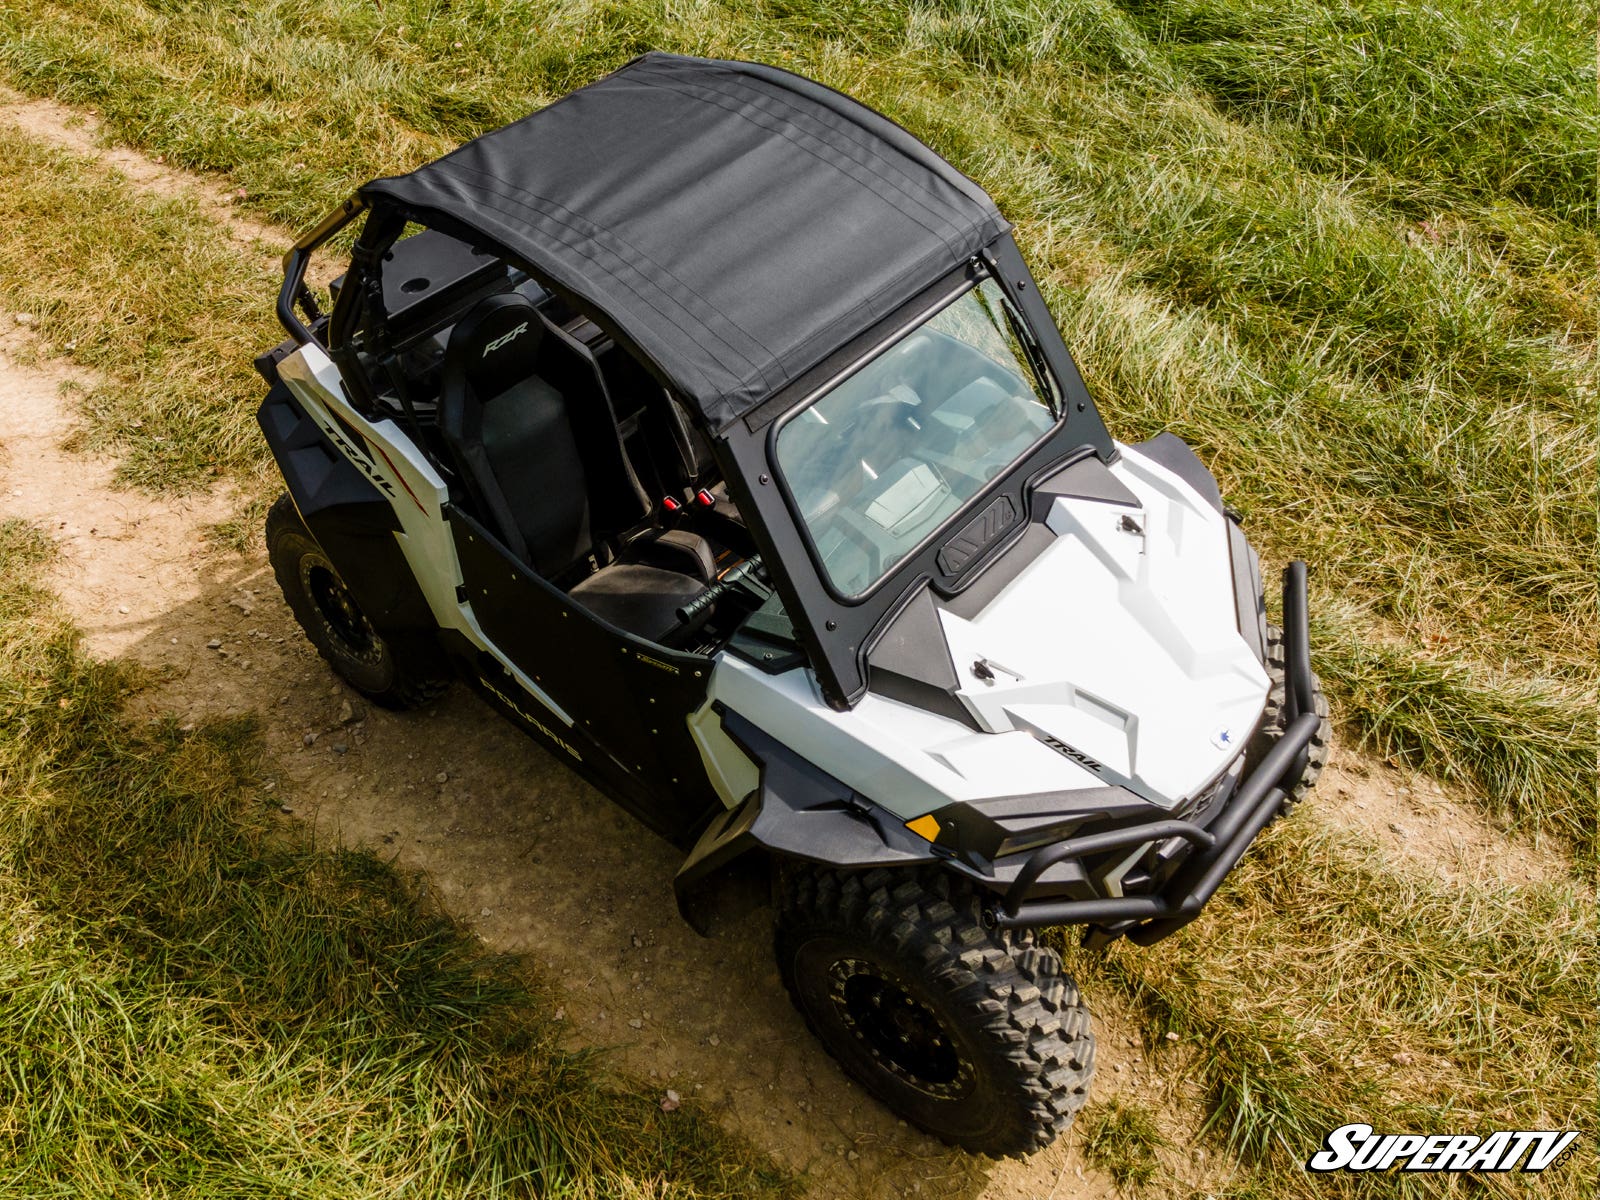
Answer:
[266, 494, 449, 710]
[1255, 622, 1331, 809]
[774, 866, 1094, 1158]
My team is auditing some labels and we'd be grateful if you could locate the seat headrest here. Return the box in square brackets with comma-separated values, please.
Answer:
[448, 293, 547, 402]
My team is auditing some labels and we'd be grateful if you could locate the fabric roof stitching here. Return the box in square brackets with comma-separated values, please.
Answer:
[399, 164, 780, 395]
[626, 67, 975, 257]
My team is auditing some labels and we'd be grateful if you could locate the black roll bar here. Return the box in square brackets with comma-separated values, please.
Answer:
[275, 195, 367, 348]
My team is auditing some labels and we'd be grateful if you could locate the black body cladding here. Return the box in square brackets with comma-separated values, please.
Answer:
[865, 587, 972, 728]
[674, 709, 938, 929]
[257, 382, 435, 633]
[1132, 432, 1223, 514]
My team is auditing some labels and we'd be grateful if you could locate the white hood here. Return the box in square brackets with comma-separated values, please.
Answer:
[936, 444, 1269, 807]
[708, 443, 1270, 821]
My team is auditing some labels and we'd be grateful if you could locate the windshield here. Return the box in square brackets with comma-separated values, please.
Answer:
[774, 278, 1059, 597]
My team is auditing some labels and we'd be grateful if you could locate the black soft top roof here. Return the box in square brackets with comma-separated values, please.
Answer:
[362, 53, 1009, 432]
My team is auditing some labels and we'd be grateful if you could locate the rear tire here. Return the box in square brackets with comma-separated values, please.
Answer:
[1254, 622, 1331, 808]
[265, 494, 449, 710]
[774, 866, 1093, 1158]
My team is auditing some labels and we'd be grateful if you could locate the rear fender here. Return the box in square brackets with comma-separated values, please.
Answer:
[257, 379, 435, 632]
[269, 342, 590, 748]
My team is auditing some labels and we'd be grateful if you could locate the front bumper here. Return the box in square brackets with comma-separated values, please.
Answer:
[988, 561, 1319, 945]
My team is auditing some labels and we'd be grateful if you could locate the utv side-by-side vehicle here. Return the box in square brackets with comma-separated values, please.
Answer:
[254, 53, 1329, 1158]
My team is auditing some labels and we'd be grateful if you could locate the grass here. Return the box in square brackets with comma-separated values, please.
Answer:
[0, 517, 794, 1198]
[1315, 603, 1595, 846]
[0, 139, 281, 493]
[1059, 817, 1597, 1198]
[0, 0, 1591, 857]
[1114, 0, 1596, 223]
[0, 2, 1594, 1195]
[1076, 1098, 1167, 1190]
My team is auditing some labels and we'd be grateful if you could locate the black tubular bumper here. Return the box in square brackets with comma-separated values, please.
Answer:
[989, 562, 1318, 945]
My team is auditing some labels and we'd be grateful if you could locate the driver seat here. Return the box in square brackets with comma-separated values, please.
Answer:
[440, 293, 590, 575]
[440, 293, 707, 641]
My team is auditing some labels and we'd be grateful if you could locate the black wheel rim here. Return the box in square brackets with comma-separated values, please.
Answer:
[827, 958, 974, 1100]
[301, 554, 383, 666]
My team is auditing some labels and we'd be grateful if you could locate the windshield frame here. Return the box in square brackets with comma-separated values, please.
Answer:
[713, 234, 1116, 712]
[768, 268, 1065, 605]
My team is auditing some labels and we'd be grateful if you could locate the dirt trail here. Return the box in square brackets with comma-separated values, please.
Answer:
[0, 87, 285, 261]
[0, 327, 1151, 1199]
[0, 97, 1578, 1199]
[1313, 753, 1570, 888]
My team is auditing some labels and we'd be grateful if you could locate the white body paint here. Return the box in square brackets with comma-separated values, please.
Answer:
[709, 444, 1268, 819]
[277, 344, 575, 729]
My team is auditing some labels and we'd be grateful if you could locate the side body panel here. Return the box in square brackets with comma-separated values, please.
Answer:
[257, 379, 435, 635]
[450, 509, 721, 841]
[272, 344, 721, 844]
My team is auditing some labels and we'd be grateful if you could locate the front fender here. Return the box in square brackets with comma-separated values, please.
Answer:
[673, 709, 936, 934]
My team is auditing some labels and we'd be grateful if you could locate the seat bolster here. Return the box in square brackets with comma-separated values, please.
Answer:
[632, 529, 719, 581]
[568, 562, 706, 642]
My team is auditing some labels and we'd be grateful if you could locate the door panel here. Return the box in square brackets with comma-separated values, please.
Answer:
[449, 507, 720, 843]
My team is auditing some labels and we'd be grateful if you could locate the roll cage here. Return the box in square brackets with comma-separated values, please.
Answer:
[275, 197, 1116, 711]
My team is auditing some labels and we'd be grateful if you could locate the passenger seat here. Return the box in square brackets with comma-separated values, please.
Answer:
[439, 293, 591, 575]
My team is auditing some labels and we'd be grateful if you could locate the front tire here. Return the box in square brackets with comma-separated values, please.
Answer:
[1253, 622, 1332, 809]
[265, 494, 449, 710]
[775, 867, 1094, 1158]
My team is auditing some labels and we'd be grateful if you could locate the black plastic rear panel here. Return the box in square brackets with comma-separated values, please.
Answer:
[257, 380, 436, 632]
